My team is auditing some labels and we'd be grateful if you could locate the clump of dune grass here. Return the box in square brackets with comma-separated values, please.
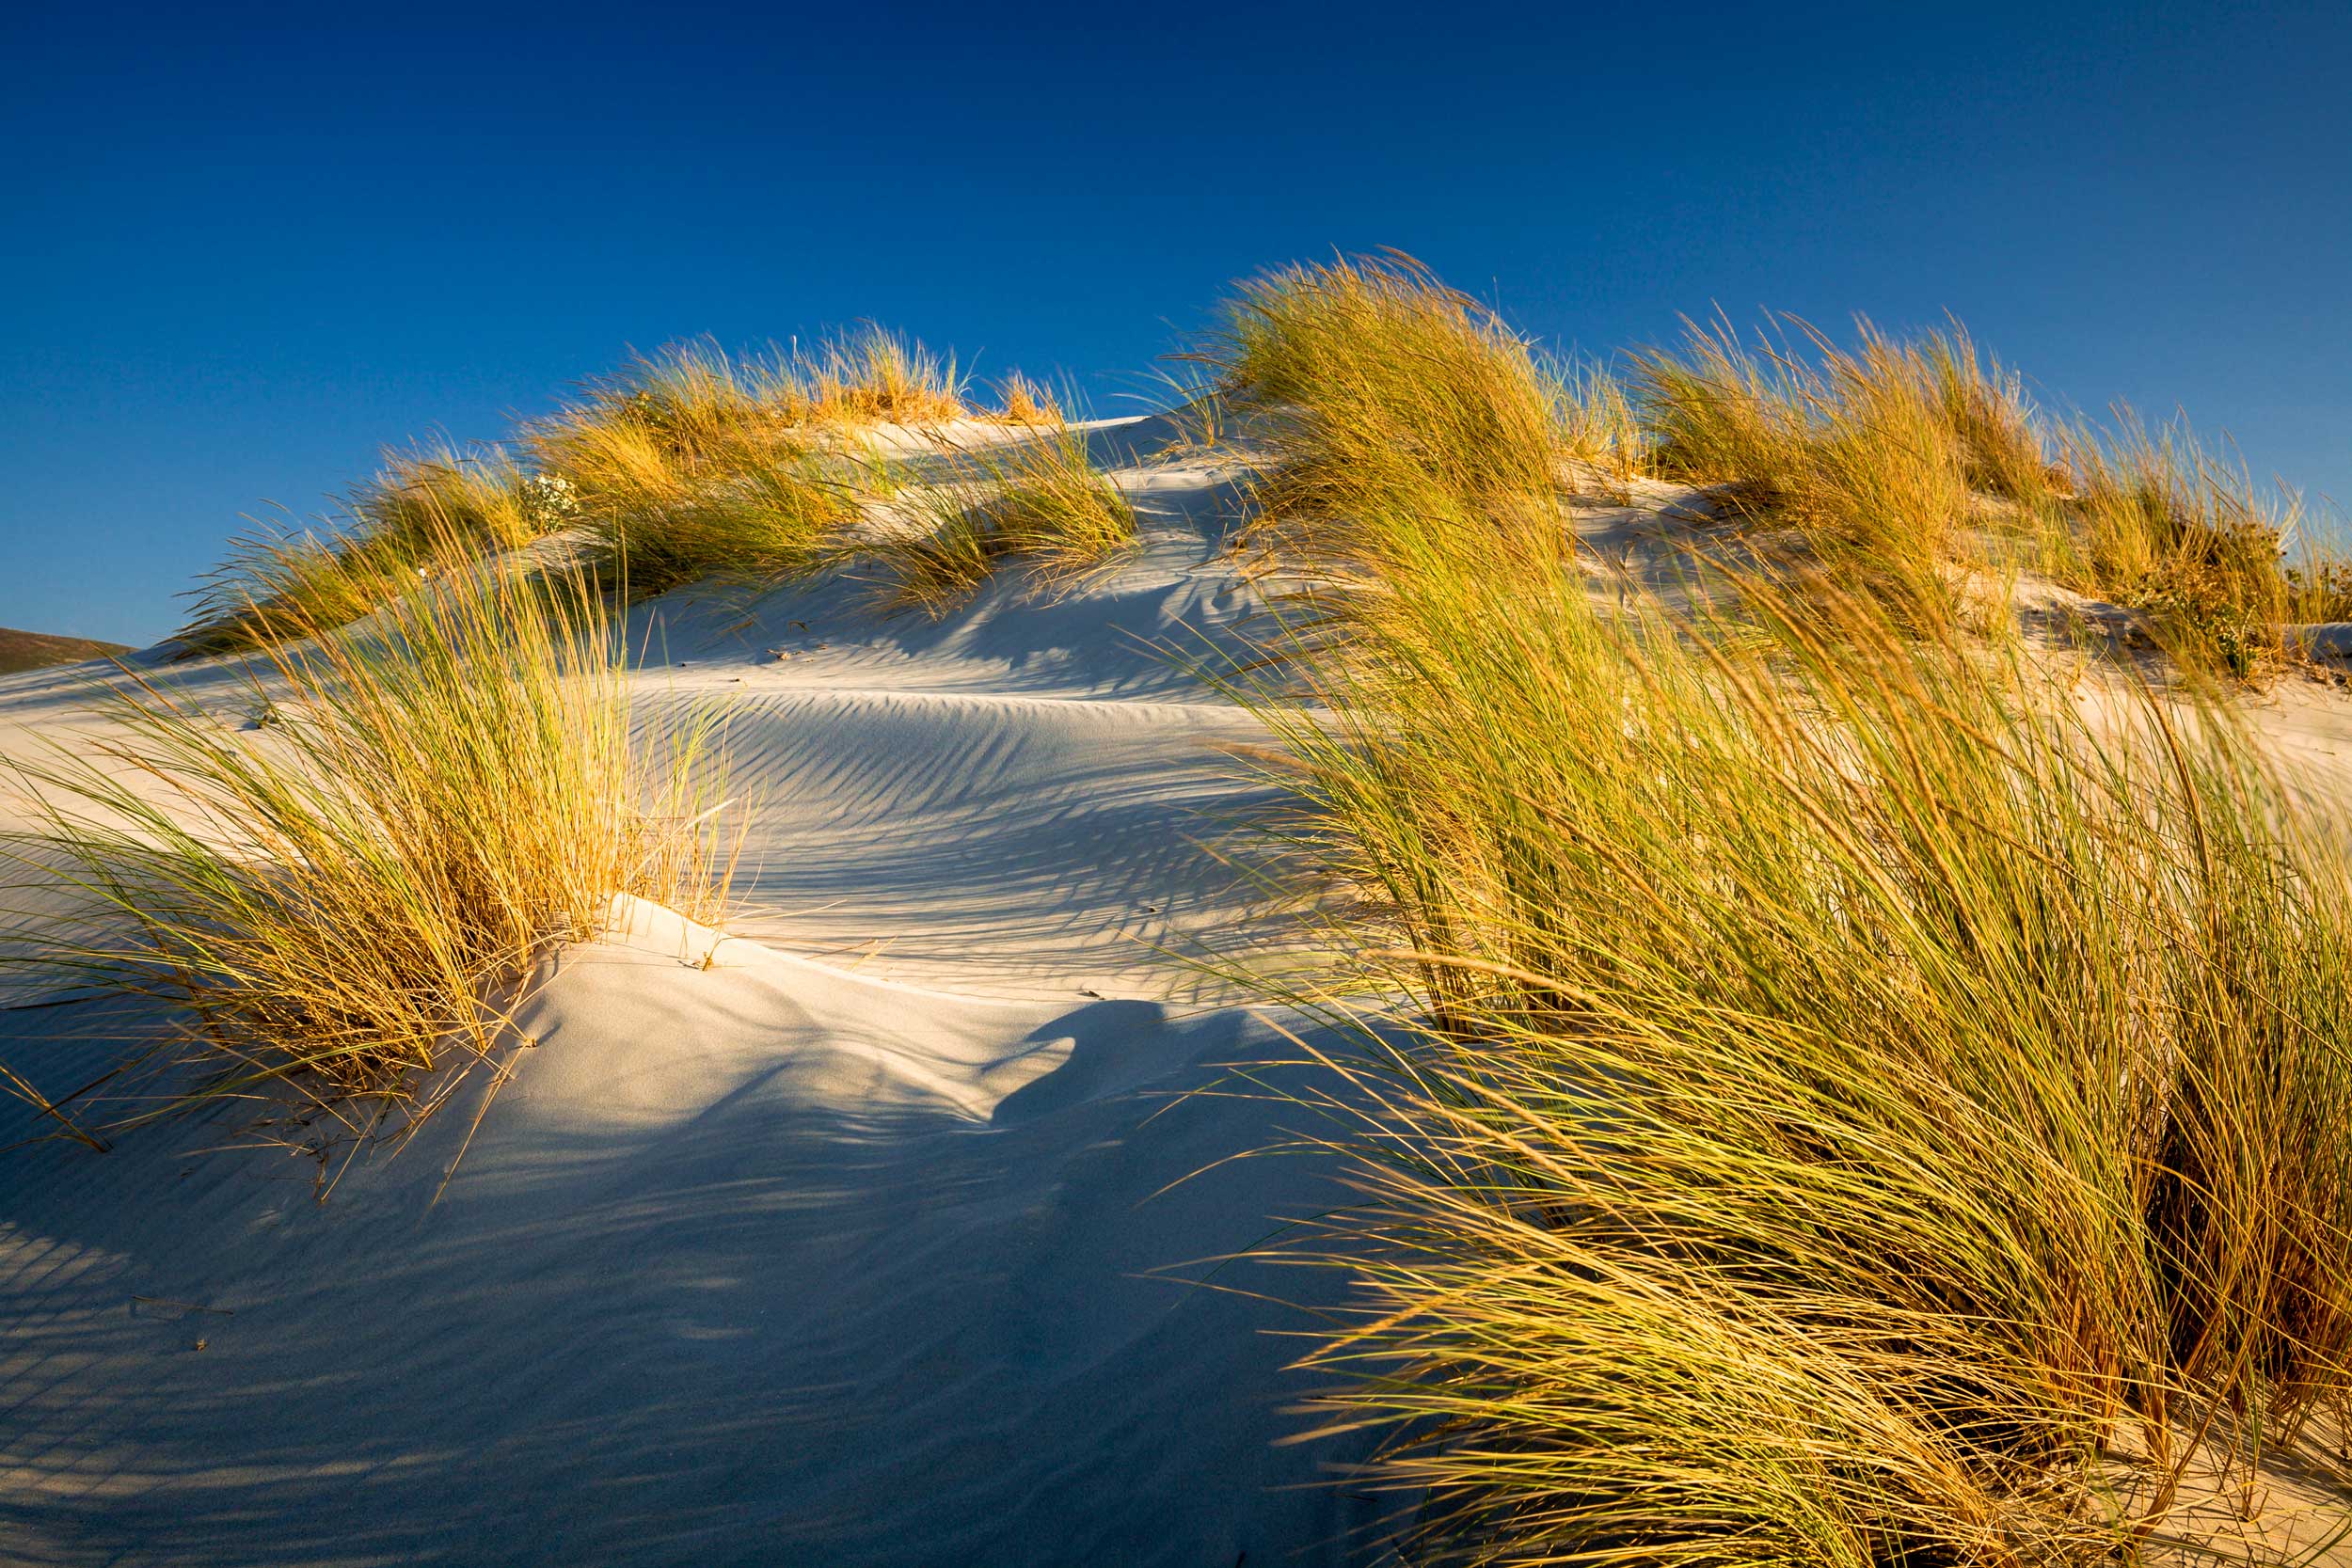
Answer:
[1219, 503, 2352, 1561]
[529, 388, 857, 601]
[180, 329, 969, 655]
[181, 444, 554, 655]
[1549, 353, 1645, 499]
[986, 371, 1062, 425]
[792, 325, 966, 426]
[2045, 412, 2351, 677]
[865, 420, 1137, 618]
[1634, 318, 1974, 578]
[1215, 253, 1573, 580]
[1629, 312, 1807, 502]
[1915, 321, 2054, 506]
[1, 511, 738, 1173]
[1631, 315, 2352, 673]
[532, 341, 799, 473]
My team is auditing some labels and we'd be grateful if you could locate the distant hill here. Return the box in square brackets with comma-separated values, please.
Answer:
[0, 626, 135, 675]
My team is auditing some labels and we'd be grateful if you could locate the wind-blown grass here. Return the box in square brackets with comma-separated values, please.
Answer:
[1915, 321, 2053, 506]
[1215, 253, 1574, 581]
[177, 328, 969, 654]
[866, 421, 1137, 617]
[1630, 313, 2352, 670]
[984, 371, 1062, 425]
[181, 443, 554, 656]
[1632, 316, 1975, 610]
[2, 511, 739, 1171]
[1219, 468, 2352, 1560]
[2047, 413, 2352, 676]
[529, 390, 856, 601]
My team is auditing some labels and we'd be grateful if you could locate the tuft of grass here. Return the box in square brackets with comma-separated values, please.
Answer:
[530, 395, 856, 601]
[1548, 353, 1646, 499]
[1215, 252, 1572, 581]
[985, 371, 1063, 425]
[1629, 313, 1807, 501]
[1220, 525, 2352, 1561]
[1632, 316, 1980, 614]
[2043, 412, 2348, 677]
[181, 445, 555, 656]
[866, 422, 1137, 618]
[179, 329, 971, 655]
[793, 325, 966, 427]
[1915, 321, 2054, 506]
[531, 341, 799, 474]
[2, 512, 739, 1170]
[1796, 322, 1974, 594]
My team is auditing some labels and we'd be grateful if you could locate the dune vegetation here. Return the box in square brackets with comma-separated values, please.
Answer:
[5, 250, 2348, 1560]
[1209, 256, 2352, 1562]
[179, 327, 992, 653]
[866, 415, 1138, 617]
[1, 509, 739, 1176]
[1629, 310, 2348, 672]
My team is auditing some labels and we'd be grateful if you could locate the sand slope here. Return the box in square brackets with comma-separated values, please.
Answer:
[0, 424, 1385, 1565]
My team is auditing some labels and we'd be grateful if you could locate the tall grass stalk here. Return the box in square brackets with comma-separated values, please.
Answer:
[2, 515, 739, 1166]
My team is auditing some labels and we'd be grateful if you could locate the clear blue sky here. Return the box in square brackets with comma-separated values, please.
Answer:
[6, 0, 2346, 644]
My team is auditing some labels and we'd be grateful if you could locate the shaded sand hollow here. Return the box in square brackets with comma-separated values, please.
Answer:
[2, 418, 2347, 1564]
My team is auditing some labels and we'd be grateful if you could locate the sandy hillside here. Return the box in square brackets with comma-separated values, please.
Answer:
[4, 415, 2349, 1566]
[0, 419, 1391, 1567]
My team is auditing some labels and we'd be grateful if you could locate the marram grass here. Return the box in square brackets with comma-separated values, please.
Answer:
[1214, 252, 1576, 580]
[1206, 278, 2352, 1558]
[866, 420, 1137, 618]
[2, 511, 739, 1172]
[178, 326, 969, 654]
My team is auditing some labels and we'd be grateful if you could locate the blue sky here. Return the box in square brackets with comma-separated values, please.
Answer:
[5, 0, 2346, 644]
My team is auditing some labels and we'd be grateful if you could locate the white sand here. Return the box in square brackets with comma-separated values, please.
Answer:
[3, 420, 2346, 1563]
[0, 422, 1386, 1565]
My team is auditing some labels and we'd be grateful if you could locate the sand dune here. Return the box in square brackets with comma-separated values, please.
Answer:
[0, 420, 1391, 1565]
[6, 411, 2348, 1564]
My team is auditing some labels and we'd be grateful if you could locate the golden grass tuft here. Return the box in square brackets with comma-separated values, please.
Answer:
[1188, 266, 2352, 1556]
[793, 325, 966, 426]
[529, 397, 855, 602]
[1915, 320, 2053, 506]
[1215, 252, 1574, 580]
[866, 422, 1136, 617]
[181, 444, 554, 656]
[178, 328, 971, 654]
[2, 508, 738, 1170]
[1549, 352, 1645, 498]
[985, 371, 1063, 425]
[2046, 412, 2351, 676]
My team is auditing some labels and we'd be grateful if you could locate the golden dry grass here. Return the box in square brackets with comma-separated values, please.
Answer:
[1199, 255, 2352, 1560]
[1209, 253, 1583, 629]
[2045, 413, 2352, 676]
[984, 371, 1063, 425]
[1220, 524, 2352, 1566]
[866, 422, 1136, 617]
[3, 508, 739, 1177]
